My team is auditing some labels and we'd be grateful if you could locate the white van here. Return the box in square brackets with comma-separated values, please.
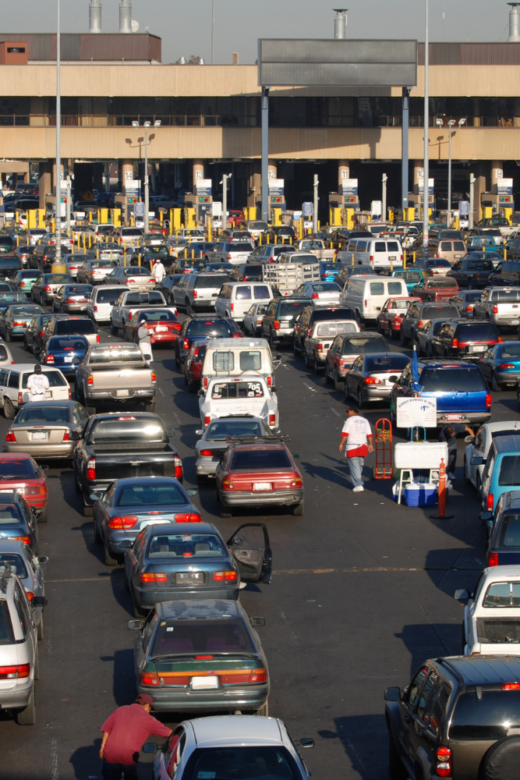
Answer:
[201, 337, 276, 390]
[354, 238, 404, 270]
[215, 282, 273, 322]
[340, 275, 407, 324]
[87, 285, 124, 322]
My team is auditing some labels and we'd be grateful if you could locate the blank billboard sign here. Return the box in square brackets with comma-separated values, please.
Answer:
[258, 39, 417, 87]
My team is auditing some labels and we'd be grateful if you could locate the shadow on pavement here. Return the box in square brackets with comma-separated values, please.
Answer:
[318, 714, 387, 780]
[394, 623, 461, 677]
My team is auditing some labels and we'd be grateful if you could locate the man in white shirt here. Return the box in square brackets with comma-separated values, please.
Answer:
[338, 407, 373, 492]
[27, 364, 50, 402]
[152, 260, 166, 283]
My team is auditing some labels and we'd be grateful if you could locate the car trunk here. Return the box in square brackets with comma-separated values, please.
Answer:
[207, 398, 269, 420]
[228, 469, 296, 492]
[147, 655, 260, 687]
[12, 425, 70, 446]
[90, 365, 152, 392]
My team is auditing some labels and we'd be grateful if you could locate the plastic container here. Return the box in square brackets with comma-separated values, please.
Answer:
[404, 483, 437, 507]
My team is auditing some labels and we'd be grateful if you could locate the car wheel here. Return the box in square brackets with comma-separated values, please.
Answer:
[357, 388, 365, 410]
[313, 355, 321, 374]
[492, 373, 501, 392]
[325, 364, 333, 384]
[376, 321, 382, 334]
[388, 325, 394, 340]
[110, 323, 118, 336]
[186, 298, 193, 315]
[334, 370, 345, 392]
[104, 544, 118, 566]
[37, 614, 44, 642]
[400, 330, 408, 347]
[94, 517, 102, 543]
[5, 328, 11, 342]
[292, 500, 304, 516]
[188, 380, 197, 394]
[23, 336, 31, 352]
[3, 398, 15, 420]
[82, 500, 93, 518]
[16, 685, 36, 726]
[388, 732, 406, 780]
[304, 350, 312, 369]
[38, 506, 47, 524]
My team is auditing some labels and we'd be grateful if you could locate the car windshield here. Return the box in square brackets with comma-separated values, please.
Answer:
[231, 449, 291, 469]
[498, 456, 520, 487]
[21, 370, 66, 389]
[365, 355, 409, 372]
[183, 747, 300, 780]
[483, 581, 520, 607]
[89, 347, 143, 364]
[342, 337, 387, 355]
[56, 320, 95, 335]
[458, 324, 499, 341]
[206, 420, 265, 439]
[90, 418, 167, 444]
[0, 459, 37, 479]
[151, 617, 252, 655]
[0, 601, 14, 644]
[148, 533, 226, 559]
[16, 406, 70, 424]
[187, 321, 231, 338]
[0, 553, 28, 579]
[116, 483, 186, 507]
[419, 367, 487, 392]
[211, 381, 264, 399]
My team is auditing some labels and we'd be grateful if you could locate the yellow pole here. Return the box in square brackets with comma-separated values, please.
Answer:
[83, 233, 86, 251]
[351, 253, 354, 266]
[208, 217, 212, 242]
[403, 250, 407, 269]
[124, 247, 127, 267]
[413, 251, 416, 265]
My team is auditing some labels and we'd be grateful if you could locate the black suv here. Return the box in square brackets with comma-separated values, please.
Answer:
[228, 264, 264, 283]
[386, 655, 520, 780]
[447, 257, 494, 289]
[489, 259, 520, 287]
[431, 319, 501, 358]
[400, 302, 461, 346]
[175, 315, 239, 367]
[293, 305, 356, 355]
[261, 297, 310, 347]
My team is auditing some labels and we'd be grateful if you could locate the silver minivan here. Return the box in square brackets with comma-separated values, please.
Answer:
[215, 282, 273, 321]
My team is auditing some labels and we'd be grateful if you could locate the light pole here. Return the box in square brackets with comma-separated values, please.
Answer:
[422, 0, 429, 262]
[221, 173, 232, 231]
[133, 119, 161, 233]
[211, 0, 215, 64]
[447, 118, 465, 227]
[55, 0, 61, 266]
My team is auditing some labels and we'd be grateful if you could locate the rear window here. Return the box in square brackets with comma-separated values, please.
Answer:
[55, 320, 96, 335]
[183, 747, 301, 780]
[89, 347, 143, 364]
[0, 553, 28, 579]
[428, 278, 457, 288]
[187, 320, 231, 338]
[467, 260, 492, 271]
[389, 299, 413, 310]
[91, 261, 116, 269]
[316, 322, 357, 337]
[0, 459, 37, 479]
[17, 406, 70, 424]
[369, 283, 386, 295]
[152, 617, 252, 654]
[48, 337, 88, 351]
[10, 306, 41, 317]
[388, 282, 404, 295]
[440, 242, 453, 250]
[195, 276, 229, 289]
[311, 307, 354, 322]
[253, 285, 270, 300]
[206, 420, 265, 439]
[46, 274, 71, 284]
[21, 370, 66, 389]
[365, 354, 409, 372]
[342, 337, 387, 355]
[121, 229, 143, 237]
[116, 483, 187, 507]
[454, 242, 466, 251]
[498, 514, 520, 547]
[423, 305, 460, 319]
[235, 288, 251, 302]
[493, 290, 520, 302]
[231, 449, 291, 469]
[374, 242, 386, 252]
[457, 324, 500, 341]
[498, 456, 520, 487]
[89, 418, 167, 444]
[387, 242, 400, 251]
[483, 580, 520, 607]
[278, 301, 308, 318]
[419, 367, 487, 393]
[451, 691, 520, 740]
[211, 381, 264, 399]
[94, 288, 122, 304]
[500, 344, 520, 359]
[0, 601, 14, 644]
[231, 243, 254, 251]
[0, 346, 8, 361]
[312, 283, 340, 292]
[148, 533, 226, 559]
[137, 311, 177, 322]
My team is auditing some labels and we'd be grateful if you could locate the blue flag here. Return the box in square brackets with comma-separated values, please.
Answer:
[411, 346, 419, 384]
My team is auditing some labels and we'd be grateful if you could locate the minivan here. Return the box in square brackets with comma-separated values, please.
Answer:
[87, 285, 124, 323]
[215, 282, 273, 322]
[340, 275, 407, 324]
[201, 337, 277, 389]
[354, 238, 403, 269]
[477, 434, 520, 518]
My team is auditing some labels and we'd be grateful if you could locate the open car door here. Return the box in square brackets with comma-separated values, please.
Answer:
[227, 523, 272, 584]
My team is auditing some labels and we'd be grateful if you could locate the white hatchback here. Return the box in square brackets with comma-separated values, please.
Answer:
[199, 374, 279, 429]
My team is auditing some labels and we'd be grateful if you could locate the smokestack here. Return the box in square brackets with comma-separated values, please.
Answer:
[119, 0, 132, 33]
[508, 3, 520, 41]
[89, 0, 102, 33]
[333, 8, 348, 39]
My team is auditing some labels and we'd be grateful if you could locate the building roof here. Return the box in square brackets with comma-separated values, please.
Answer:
[0, 33, 161, 63]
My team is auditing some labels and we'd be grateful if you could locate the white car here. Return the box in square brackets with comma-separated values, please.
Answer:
[295, 281, 342, 306]
[27, 229, 47, 246]
[177, 228, 204, 243]
[464, 421, 520, 493]
[87, 285, 125, 323]
[0, 364, 71, 419]
[461, 566, 520, 656]
[199, 374, 279, 430]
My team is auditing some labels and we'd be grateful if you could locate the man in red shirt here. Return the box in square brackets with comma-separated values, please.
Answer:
[100, 694, 172, 779]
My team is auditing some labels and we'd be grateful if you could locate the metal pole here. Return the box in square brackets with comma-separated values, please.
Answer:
[382, 173, 387, 222]
[422, 0, 429, 262]
[144, 126, 149, 234]
[313, 174, 319, 234]
[222, 173, 227, 231]
[401, 87, 410, 215]
[469, 172, 475, 230]
[211, 0, 215, 64]
[66, 175, 71, 235]
[447, 126, 452, 228]
[261, 87, 270, 223]
[55, 0, 61, 265]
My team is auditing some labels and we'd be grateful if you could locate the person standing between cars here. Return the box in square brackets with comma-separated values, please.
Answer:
[439, 423, 475, 480]
[338, 407, 374, 492]
[99, 694, 172, 780]
[137, 316, 153, 363]
[26, 364, 50, 402]
[152, 258, 165, 284]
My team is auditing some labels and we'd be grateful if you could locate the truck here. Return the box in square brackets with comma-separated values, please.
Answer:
[262, 254, 321, 296]
[73, 412, 183, 516]
[74, 343, 157, 413]
[296, 239, 336, 260]
[473, 286, 520, 327]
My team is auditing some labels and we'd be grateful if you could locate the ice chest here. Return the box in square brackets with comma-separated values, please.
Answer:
[394, 441, 448, 470]
[404, 483, 437, 507]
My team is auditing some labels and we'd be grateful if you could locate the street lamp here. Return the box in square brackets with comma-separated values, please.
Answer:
[55, 0, 62, 266]
[422, 0, 429, 263]
[132, 119, 161, 233]
[447, 118, 466, 227]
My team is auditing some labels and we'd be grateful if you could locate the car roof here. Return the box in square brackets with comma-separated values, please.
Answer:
[0, 539, 28, 554]
[190, 715, 284, 747]
[418, 358, 480, 368]
[19, 400, 75, 408]
[9, 363, 64, 372]
[146, 522, 216, 535]
[157, 599, 240, 621]
[481, 564, 520, 581]
[440, 656, 520, 686]
[232, 442, 287, 452]
[0, 452, 32, 461]
[205, 338, 268, 349]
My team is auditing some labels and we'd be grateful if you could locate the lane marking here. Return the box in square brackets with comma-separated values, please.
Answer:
[303, 384, 317, 393]
[330, 407, 340, 417]
[272, 566, 477, 575]
[51, 737, 59, 780]
[158, 387, 165, 396]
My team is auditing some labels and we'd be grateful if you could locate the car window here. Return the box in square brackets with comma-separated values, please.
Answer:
[0, 600, 14, 643]
[341, 337, 387, 355]
[451, 691, 520, 740]
[417, 671, 439, 721]
[211, 381, 264, 399]
[13, 581, 30, 638]
[213, 352, 235, 372]
[419, 368, 487, 393]
[17, 406, 69, 424]
[151, 617, 252, 653]
[231, 449, 291, 469]
[8, 372, 19, 389]
[253, 285, 270, 300]
[426, 685, 450, 738]
[498, 456, 520, 487]
[408, 666, 429, 710]
[117, 483, 187, 507]
[483, 581, 520, 607]
[89, 418, 168, 444]
[0, 553, 28, 579]
[388, 283, 404, 295]
[187, 320, 231, 338]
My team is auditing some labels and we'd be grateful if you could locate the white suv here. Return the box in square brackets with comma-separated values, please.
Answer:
[0, 567, 46, 724]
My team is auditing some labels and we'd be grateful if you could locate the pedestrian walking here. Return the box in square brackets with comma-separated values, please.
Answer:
[338, 406, 373, 492]
[99, 694, 172, 780]
[26, 364, 50, 402]
[137, 317, 153, 362]
[152, 259, 166, 283]
[439, 423, 475, 479]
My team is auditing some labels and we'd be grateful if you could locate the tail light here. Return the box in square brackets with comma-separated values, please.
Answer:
[487, 493, 494, 512]
[23, 485, 46, 497]
[192, 290, 197, 299]
[213, 570, 237, 581]
[151, 372, 157, 382]
[502, 683, 520, 690]
[9, 536, 31, 545]
[108, 516, 139, 529]
[436, 747, 452, 778]
[466, 306, 473, 312]
[501, 363, 516, 369]
[204, 415, 211, 427]
[451, 339, 458, 348]
[291, 476, 303, 487]
[5, 431, 16, 442]
[18, 392, 23, 405]
[44, 285, 51, 291]
[230, 302, 234, 312]
[417, 321, 424, 329]
[25, 591, 35, 602]
[174, 455, 183, 479]
[68, 387, 72, 400]
[0, 664, 30, 680]
[12, 321, 24, 327]
[62, 430, 72, 442]
[400, 255, 403, 261]
[140, 572, 168, 583]
[200, 449, 215, 456]
[274, 320, 280, 330]
[39, 330, 45, 337]
[365, 377, 381, 384]
[139, 670, 159, 686]
[86, 458, 96, 481]
[267, 376, 272, 387]
[249, 669, 268, 683]
[311, 293, 319, 299]
[45, 354, 55, 364]
[94, 306, 98, 312]
[96, 335, 100, 343]
[87, 375, 93, 385]
[227, 253, 232, 260]
[203, 377, 208, 389]
[183, 338, 190, 350]
[488, 552, 499, 566]
[173, 513, 202, 523]
[493, 306, 499, 314]
[369, 255, 374, 263]
[485, 392, 492, 409]
[269, 413, 276, 427]
[222, 477, 234, 490]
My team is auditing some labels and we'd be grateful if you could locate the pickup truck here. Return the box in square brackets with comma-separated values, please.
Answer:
[199, 374, 279, 430]
[73, 412, 183, 516]
[296, 239, 336, 260]
[473, 286, 520, 327]
[110, 289, 175, 334]
[262, 255, 321, 296]
[75, 343, 157, 413]
[476, 217, 516, 238]
[410, 277, 459, 302]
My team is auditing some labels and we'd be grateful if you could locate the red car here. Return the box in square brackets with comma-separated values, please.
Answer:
[123, 309, 182, 346]
[184, 341, 207, 393]
[215, 439, 304, 517]
[411, 277, 459, 302]
[0, 453, 48, 522]
[377, 296, 421, 339]
[227, 210, 245, 228]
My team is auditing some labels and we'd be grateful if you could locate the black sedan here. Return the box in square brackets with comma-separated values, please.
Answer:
[124, 521, 272, 616]
[0, 491, 39, 555]
[92, 477, 201, 566]
[474, 340, 520, 390]
[344, 352, 410, 408]
[154, 274, 183, 305]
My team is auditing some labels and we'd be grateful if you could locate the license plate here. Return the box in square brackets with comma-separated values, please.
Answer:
[156, 326, 168, 332]
[45, 391, 52, 399]
[471, 345, 486, 352]
[175, 572, 204, 585]
[455, 254, 462, 259]
[191, 676, 219, 690]
[253, 482, 273, 491]
[64, 356, 73, 363]
[446, 414, 461, 421]
[31, 431, 47, 441]
[116, 389, 129, 397]
[389, 256, 397, 261]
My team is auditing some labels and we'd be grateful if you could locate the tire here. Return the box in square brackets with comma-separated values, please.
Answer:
[185, 298, 193, 315]
[255, 700, 269, 717]
[325, 364, 333, 384]
[23, 336, 31, 353]
[74, 469, 82, 494]
[400, 330, 409, 347]
[3, 397, 15, 420]
[388, 729, 405, 780]
[304, 350, 311, 369]
[144, 401, 156, 413]
[219, 494, 232, 518]
[94, 517, 102, 543]
[357, 388, 365, 410]
[82, 501, 93, 518]
[37, 614, 44, 641]
[492, 373, 501, 392]
[479, 735, 520, 780]
[334, 371, 345, 392]
[5, 328, 11, 342]
[292, 501, 304, 516]
[313, 356, 321, 374]
[110, 323, 118, 336]
[188, 380, 197, 394]
[389, 325, 394, 340]
[17, 686, 36, 726]
[104, 544, 118, 566]
[37, 506, 47, 524]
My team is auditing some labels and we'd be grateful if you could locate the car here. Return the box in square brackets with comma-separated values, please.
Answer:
[240, 219, 268, 239]
[0, 255, 23, 281]
[431, 319, 501, 359]
[228, 263, 264, 283]
[391, 268, 432, 293]
[110, 289, 171, 334]
[76, 260, 117, 286]
[0, 291, 27, 314]
[176, 228, 205, 242]
[92, 477, 202, 566]
[450, 289, 482, 317]
[172, 272, 230, 314]
[205, 262, 234, 273]
[377, 296, 421, 340]
[486, 490, 520, 566]
[86, 285, 123, 323]
[344, 352, 410, 408]
[324, 331, 389, 392]
[0, 565, 46, 725]
[11, 269, 42, 296]
[0, 541, 47, 640]
[0, 453, 48, 522]
[0, 340, 14, 368]
[23, 314, 53, 355]
[123, 309, 182, 347]
[302, 313, 359, 372]
[414, 257, 452, 276]
[215, 437, 303, 517]
[31, 273, 73, 305]
[0, 304, 43, 342]
[43, 315, 100, 348]
[40, 335, 89, 378]
[26, 229, 47, 246]
[319, 260, 341, 282]
[385, 655, 520, 780]
[473, 340, 520, 390]
[464, 421, 520, 493]
[0, 491, 40, 555]
[206, 241, 255, 266]
[400, 302, 461, 346]
[215, 281, 273, 322]
[411, 276, 460, 302]
[51, 284, 92, 314]
[243, 302, 269, 336]
[294, 281, 342, 306]
[390, 359, 492, 429]
[0, 364, 71, 420]
[200, 376, 279, 431]
[183, 341, 207, 394]
[473, 286, 520, 327]
[104, 265, 155, 291]
[5, 400, 89, 461]
[175, 315, 241, 368]
[248, 244, 297, 263]
[477, 433, 520, 518]
[447, 256, 494, 289]
[63, 254, 93, 280]
[462, 566, 520, 655]
[195, 416, 274, 480]
[169, 258, 207, 275]
[416, 318, 448, 357]
[434, 237, 467, 264]
[128, 599, 270, 714]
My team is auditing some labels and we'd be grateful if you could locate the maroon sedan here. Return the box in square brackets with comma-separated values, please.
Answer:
[124, 309, 181, 346]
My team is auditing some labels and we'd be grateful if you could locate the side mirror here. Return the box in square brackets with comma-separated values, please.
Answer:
[72, 356, 81, 365]
[142, 743, 157, 754]
[384, 687, 400, 702]
[454, 589, 469, 601]
[296, 739, 315, 749]
[90, 493, 101, 503]
[195, 429, 203, 436]
[198, 389, 205, 396]
[465, 435, 475, 443]
[470, 456, 484, 466]
[128, 619, 144, 630]
[166, 427, 175, 437]
[250, 616, 266, 627]
[71, 430, 80, 441]
[37, 555, 49, 564]
[31, 596, 48, 608]
[480, 511, 493, 523]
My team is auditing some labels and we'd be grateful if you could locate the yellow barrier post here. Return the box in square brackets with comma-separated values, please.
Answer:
[403, 250, 407, 269]
[208, 216, 212, 243]
[413, 251, 416, 265]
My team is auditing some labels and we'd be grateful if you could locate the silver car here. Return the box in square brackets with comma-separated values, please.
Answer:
[77, 260, 118, 285]
[6, 400, 89, 460]
[243, 302, 269, 335]
[416, 318, 448, 357]
[173, 273, 230, 314]
[104, 266, 155, 291]
[195, 416, 273, 479]
[295, 281, 342, 305]
[0, 541, 47, 639]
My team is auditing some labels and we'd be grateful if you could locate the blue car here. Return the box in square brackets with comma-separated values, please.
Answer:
[0, 292, 28, 313]
[390, 358, 492, 428]
[320, 261, 341, 282]
[478, 434, 520, 520]
[41, 335, 89, 377]
[475, 341, 520, 390]
[0, 303, 43, 340]
[486, 490, 520, 566]
[391, 268, 430, 293]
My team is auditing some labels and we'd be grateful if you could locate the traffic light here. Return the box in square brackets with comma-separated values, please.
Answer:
[271, 196, 282, 203]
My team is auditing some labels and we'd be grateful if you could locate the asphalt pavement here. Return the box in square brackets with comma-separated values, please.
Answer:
[0, 312, 511, 780]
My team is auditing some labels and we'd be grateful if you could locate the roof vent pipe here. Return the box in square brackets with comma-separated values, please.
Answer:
[119, 0, 132, 33]
[89, 0, 102, 33]
[508, 3, 520, 41]
[333, 9, 348, 39]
